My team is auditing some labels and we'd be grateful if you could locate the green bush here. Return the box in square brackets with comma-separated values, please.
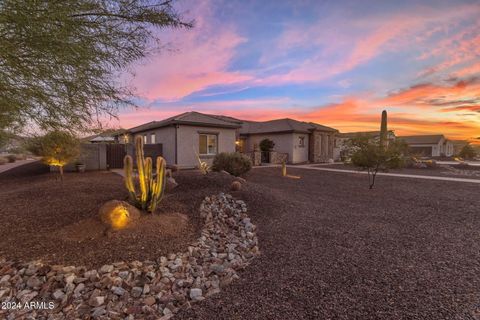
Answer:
[212, 152, 252, 176]
[0, 157, 7, 165]
[6, 154, 16, 163]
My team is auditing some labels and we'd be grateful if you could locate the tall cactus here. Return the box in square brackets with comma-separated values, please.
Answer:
[379, 110, 388, 148]
[123, 136, 167, 213]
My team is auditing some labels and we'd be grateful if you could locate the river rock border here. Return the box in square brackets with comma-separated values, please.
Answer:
[0, 193, 259, 319]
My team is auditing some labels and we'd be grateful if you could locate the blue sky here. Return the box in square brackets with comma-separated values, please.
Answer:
[117, 0, 480, 142]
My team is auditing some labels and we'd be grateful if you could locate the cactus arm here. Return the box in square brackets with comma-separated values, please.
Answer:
[144, 157, 152, 204]
[123, 155, 137, 204]
[282, 161, 287, 176]
[148, 156, 166, 213]
[135, 136, 148, 210]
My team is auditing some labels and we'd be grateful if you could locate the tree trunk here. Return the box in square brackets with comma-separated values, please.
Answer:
[59, 166, 64, 181]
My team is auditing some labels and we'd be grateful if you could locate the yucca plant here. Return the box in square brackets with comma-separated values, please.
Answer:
[195, 151, 210, 174]
[124, 136, 166, 213]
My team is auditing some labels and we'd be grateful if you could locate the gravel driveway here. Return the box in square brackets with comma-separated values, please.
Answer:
[177, 167, 480, 320]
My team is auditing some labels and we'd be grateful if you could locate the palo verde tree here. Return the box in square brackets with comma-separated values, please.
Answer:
[0, 0, 192, 133]
[27, 131, 80, 180]
[348, 110, 407, 189]
[458, 143, 477, 160]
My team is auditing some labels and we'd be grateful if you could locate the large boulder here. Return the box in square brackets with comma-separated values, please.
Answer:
[99, 200, 141, 230]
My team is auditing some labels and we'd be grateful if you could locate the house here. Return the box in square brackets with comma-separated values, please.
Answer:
[397, 134, 454, 157]
[238, 119, 337, 164]
[124, 112, 241, 168]
[121, 111, 338, 168]
[82, 129, 127, 144]
[333, 130, 396, 161]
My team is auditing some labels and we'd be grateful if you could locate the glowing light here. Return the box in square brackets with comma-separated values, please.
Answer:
[108, 205, 130, 230]
[45, 158, 67, 167]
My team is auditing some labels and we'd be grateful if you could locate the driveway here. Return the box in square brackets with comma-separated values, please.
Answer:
[178, 167, 480, 319]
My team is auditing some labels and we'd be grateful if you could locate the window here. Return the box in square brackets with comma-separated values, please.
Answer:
[199, 134, 217, 155]
[298, 136, 305, 148]
[143, 135, 147, 144]
[151, 133, 156, 144]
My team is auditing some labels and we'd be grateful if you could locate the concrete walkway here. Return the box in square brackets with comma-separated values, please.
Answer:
[254, 164, 480, 184]
[0, 159, 37, 174]
[287, 164, 480, 184]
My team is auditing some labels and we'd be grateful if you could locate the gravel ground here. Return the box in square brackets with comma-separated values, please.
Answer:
[315, 163, 480, 180]
[177, 167, 480, 320]
[0, 166, 236, 268]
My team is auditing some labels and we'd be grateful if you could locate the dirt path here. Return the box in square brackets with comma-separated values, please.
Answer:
[177, 167, 480, 320]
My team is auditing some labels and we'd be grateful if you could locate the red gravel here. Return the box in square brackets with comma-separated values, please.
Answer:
[177, 167, 480, 320]
[0, 165, 236, 268]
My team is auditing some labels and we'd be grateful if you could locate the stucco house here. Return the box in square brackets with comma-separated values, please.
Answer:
[122, 111, 338, 168]
[398, 134, 454, 157]
[238, 119, 337, 164]
[125, 112, 241, 168]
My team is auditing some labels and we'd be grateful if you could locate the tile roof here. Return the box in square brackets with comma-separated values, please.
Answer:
[128, 111, 242, 133]
[239, 118, 337, 135]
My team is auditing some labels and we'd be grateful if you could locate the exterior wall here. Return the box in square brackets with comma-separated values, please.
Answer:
[409, 144, 437, 156]
[244, 133, 295, 163]
[134, 126, 176, 166]
[176, 125, 236, 168]
[64, 143, 107, 171]
[292, 133, 309, 163]
[310, 131, 335, 163]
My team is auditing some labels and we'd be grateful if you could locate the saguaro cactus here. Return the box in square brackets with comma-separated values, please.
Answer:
[124, 136, 166, 213]
[379, 110, 388, 148]
[282, 161, 287, 177]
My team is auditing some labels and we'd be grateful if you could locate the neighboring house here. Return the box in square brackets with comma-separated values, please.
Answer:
[333, 130, 396, 161]
[120, 111, 338, 168]
[125, 112, 241, 168]
[238, 119, 337, 164]
[82, 129, 126, 144]
[398, 134, 454, 157]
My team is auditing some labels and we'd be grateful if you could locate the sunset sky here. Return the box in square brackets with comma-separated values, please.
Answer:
[115, 0, 480, 143]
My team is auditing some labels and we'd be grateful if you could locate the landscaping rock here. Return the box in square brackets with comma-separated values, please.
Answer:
[0, 193, 259, 319]
[98, 200, 141, 230]
[230, 181, 242, 191]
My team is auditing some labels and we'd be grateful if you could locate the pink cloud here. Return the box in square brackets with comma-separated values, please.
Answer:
[132, 0, 251, 101]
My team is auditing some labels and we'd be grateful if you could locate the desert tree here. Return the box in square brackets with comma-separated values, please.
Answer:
[458, 143, 477, 160]
[0, 0, 192, 133]
[27, 131, 80, 180]
[348, 110, 407, 189]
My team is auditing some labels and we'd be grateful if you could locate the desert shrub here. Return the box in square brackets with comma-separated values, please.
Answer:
[459, 143, 477, 160]
[6, 154, 16, 163]
[14, 154, 27, 160]
[27, 131, 80, 180]
[348, 136, 407, 189]
[0, 157, 7, 165]
[212, 152, 252, 176]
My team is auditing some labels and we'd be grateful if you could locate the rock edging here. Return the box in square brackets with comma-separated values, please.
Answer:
[0, 193, 259, 319]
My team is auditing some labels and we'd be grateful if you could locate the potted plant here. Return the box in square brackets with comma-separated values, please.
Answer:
[75, 161, 86, 173]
